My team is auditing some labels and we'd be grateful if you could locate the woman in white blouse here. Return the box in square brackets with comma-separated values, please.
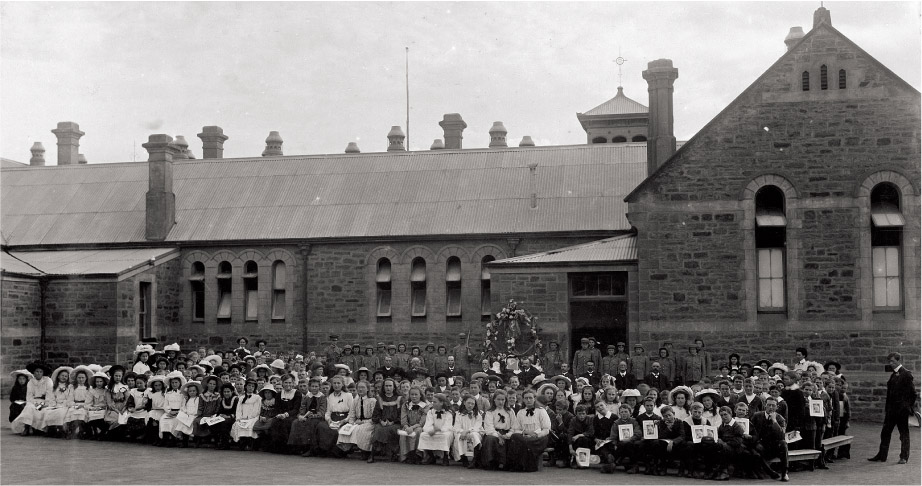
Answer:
[11, 361, 53, 436]
[480, 390, 516, 470]
[507, 389, 552, 472]
[451, 395, 484, 468]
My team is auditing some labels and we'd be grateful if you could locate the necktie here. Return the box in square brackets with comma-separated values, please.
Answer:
[498, 414, 505, 423]
[526, 408, 535, 417]
[436, 411, 443, 419]
[359, 398, 365, 420]
[412, 404, 420, 411]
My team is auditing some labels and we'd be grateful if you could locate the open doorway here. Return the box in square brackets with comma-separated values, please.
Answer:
[568, 272, 628, 355]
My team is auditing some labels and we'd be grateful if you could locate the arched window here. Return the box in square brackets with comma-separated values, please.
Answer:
[272, 261, 286, 320]
[243, 261, 258, 321]
[445, 257, 462, 317]
[190, 261, 205, 322]
[870, 183, 903, 309]
[802, 71, 810, 91]
[838, 69, 846, 89]
[376, 258, 392, 317]
[592, 137, 607, 144]
[216, 261, 232, 319]
[481, 255, 495, 318]
[755, 186, 786, 311]
[410, 257, 427, 317]
[631, 135, 647, 142]
[820, 65, 828, 90]
[612, 136, 627, 143]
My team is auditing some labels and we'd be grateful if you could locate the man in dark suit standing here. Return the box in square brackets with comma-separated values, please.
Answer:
[869, 352, 918, 464]
[613, 360, 637, 391]
[644, 361, 671, 390]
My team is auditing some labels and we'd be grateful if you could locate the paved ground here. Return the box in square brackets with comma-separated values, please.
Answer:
[1, 400, 919, 485]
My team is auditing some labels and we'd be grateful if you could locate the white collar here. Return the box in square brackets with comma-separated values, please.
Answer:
[596, 410, 612, 420]
[728, 418, 736, 426]
[893, 365, 903, 373]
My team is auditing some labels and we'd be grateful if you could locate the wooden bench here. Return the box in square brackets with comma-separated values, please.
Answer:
[821, 435, 853, 453]
[771, 449, 821, 471]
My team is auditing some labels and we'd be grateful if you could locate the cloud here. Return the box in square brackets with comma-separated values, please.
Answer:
[142, 119, 164, 131]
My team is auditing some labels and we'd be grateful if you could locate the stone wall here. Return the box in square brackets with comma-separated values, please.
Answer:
[0, 276, 43, 392]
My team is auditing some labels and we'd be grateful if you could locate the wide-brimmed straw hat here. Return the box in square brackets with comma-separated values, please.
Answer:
[270, 359, 287, 370]
[134, 344, 156, 356]
[184, 380, 203, 395]
[695, 388, 720, 403]
[91, 371, 110, 385]
[669, 385, 694, 405]
[550, 375, 572, 389]
[9, 369, 34, 381]
[49, 366, 73, 385]
[164, 343, 181, 352]
[204, 354, 223, 367]
[166, 370, 187, 388]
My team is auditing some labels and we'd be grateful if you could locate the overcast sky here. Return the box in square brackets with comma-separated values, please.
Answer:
[1, 1, 919, 163]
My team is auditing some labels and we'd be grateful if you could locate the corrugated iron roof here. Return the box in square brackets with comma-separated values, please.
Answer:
[1, 158, 27, 168]
[1, 144, 646, 245]
[492, 234, 637, 265]
[582, 87, 648, 116]
[2, 248, 178, 276]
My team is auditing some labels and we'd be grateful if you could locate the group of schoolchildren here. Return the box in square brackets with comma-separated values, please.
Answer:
[8, 334, 852, 481]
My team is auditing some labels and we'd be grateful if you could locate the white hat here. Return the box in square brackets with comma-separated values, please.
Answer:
[164, 343, 181, 352]
[252, 364, 273, 375]
[148, 375, 167, 389]
[184, 380, 203, 395]
[334, 363, 352, 374]
[134, 344, 156, 356]
[91, 371, 110, 385]
[50, 366, 74, 386]
[531, 374, 547, 385]
[621, 389, 642, 398]
[165, 370, 187, 388]
[204, 354, 223, 367]
[295, 354, 304, 360]
[9, 369, 33, 381]
[270, 359, 286, 370]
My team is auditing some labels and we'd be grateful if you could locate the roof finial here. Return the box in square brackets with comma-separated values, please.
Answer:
[614, 47, 627, 88]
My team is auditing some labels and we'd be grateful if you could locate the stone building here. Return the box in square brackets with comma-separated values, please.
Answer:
[1, 8, 918, 418]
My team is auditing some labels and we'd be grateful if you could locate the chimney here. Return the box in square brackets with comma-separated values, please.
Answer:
[197, 126, 228, 159]
[345, 142, 361, 153]
[813, 6, 831, 28]
[642, 59, 679, 176]
[439, 113, 467, 150]
[519, 136, 535, 147]
[262, 131, 283, 156]
[387, 126, 406, 152]
[142, 134, 178, 241]
[430, 139, 444, 150]
[77, 154, 87, 164]
[29, 142, 45, 166]
[784, 27, 805, 52]
[172, 135, 190, 160]
[51, 121, 84, 166]
[489, 121, 508, 148]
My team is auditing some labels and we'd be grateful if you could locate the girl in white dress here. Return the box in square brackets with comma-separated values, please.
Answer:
[64, 366, 92, 439]
[41, 366, 74, 436]
[452, 395, 484, 467]
[172, 381, 202, 447]
[11, 361, 53, 435]
[418, 393, 454, 465]
[337, 380, 377, 456]
[231, 379, 262, 449]
[146, 376, 167, 445]
[158, 371, 186, 445]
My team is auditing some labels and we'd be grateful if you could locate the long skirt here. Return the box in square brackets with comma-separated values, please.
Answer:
[9, 401, 26, 423]
[209, 417, 235, 441]
[173, 413, 197, 436]
[287, 417, 328, 447]
[252, 417, 275, 435]
[230, 417, 258, 441]
[104, 410, 126, 430]
[64, 406, 88, 424]
[418, 430, 454, 452]
[337, 422, 375, 451]
[269, 415, 296, 447]
[11, 404, 45, 433]
[372, 423, 400, 452]
[40, 406, 68, 428]
[193, 415, 215, 437]
[480, 435, 509, 468]
[398, 430, 421, 460]
[451, 431, 483, 461]
[124, 417, 147, 438]
[159, 413, 180, 438]
[506, 433, 550, 472]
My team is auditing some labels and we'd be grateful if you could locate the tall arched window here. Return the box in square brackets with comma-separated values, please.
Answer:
[612, 136, 627, 143]
[592, 137, 607, 144]
[838, 69, 846, 89]
[243, 261, 258, 322]
[446, 257, 462, 317]
[820, 65, 828, 90]
[410, 257, 427, 317]
[870, 183, 904, 309]
[190, 261, 205, 322]
[631, 135, 647, 142]
[802, 71, 810, 91]
[376, 258, 392, 317]
[481, 255, 495, 318]
[216, 261, 232, 319]
[755, 186, 786, 311]
[272, 261, 286, 320]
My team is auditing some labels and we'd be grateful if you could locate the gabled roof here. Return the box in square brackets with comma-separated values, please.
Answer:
[580, 87, 648, 117]
[1, 144, 647, 246]
[1, 158, 27, 168]
[625, 21, 921, 203]
[1, 248, 178, 276]
[491, 234, 636, 266]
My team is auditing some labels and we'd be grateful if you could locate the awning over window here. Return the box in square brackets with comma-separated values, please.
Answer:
[871, 203, 905, 228]
[446, 259, 462, 282]
[410, 261, 426, 282]
[376, 260, 391, 283]
[755, 208, 787, 227]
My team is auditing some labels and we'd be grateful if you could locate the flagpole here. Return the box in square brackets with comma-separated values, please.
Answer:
[405, 46, 410, 150]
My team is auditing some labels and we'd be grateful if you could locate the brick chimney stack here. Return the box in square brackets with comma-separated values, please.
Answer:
[813, 6, 831, 28]
[387, 126, 406, 152]
[642, 59, 679, 176]
[345, 142, 361, 153]
[29, 142, 45, 166]
[439, 113, 467, 150]
[262, 131, 283, 156]
[143, 134, 179, 241]
[489, 121, 508, 148]
[51, 121, 84, 166]
[519, 136, 535, 147]
[197, 126, 228, 159]
[430, 139, 444, 150]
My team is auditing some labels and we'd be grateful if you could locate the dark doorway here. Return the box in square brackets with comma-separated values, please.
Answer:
[568, 272, 629, 354]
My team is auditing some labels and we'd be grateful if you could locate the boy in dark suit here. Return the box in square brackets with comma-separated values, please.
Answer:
[869, 352, 918, 464]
